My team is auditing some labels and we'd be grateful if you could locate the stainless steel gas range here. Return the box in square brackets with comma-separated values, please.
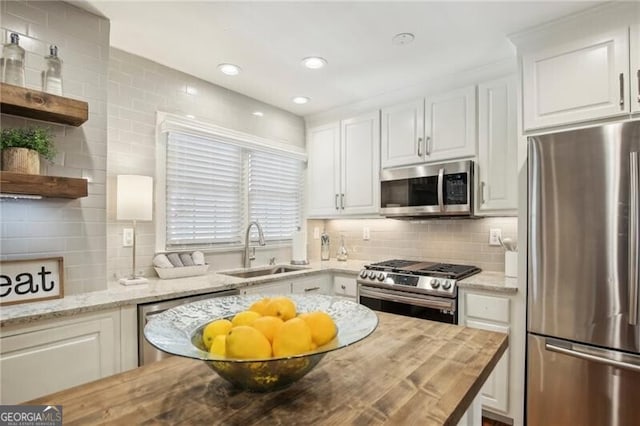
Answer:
[357, 259, 481, 324]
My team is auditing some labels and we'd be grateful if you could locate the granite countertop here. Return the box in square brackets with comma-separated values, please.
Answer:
[0, 260, 367, 328]
[1, 259, 515, 328]
[28, 312, 508, 425]
[458, 271, 519, 294]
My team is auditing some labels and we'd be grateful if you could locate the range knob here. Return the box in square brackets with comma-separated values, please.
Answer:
[368, 271, 377, 279]
[430, 279, 440, 289]
[359, 270, 368, 279]
[377, 272, 385, 281]
[442, 281, 452, 290]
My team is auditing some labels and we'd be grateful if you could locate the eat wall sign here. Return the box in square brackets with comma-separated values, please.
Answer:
[0, 257, 64, 306]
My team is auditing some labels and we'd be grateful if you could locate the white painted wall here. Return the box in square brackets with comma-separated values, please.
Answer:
[106, 48, 305, 280]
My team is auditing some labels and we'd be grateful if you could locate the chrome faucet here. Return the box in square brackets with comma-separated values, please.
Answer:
[243, 221, 266, 268]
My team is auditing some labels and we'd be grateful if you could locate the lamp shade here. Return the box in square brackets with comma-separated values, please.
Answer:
[117, 175, 153, 221]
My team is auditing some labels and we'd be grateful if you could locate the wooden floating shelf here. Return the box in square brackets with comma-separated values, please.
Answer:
[0, 172, 88, 199]
[0, 83, 88, 126]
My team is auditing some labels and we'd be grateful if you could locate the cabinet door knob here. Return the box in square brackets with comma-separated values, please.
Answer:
[417, 137, 423, 157]
[304, 286, 320, 292]
[426, 136, 432, 156]
[335, 194, 339, 210]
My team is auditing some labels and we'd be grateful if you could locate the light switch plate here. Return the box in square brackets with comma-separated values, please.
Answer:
[489, 228, 502, 246]
[363, 227, 370, 240]
[313, 227, 320, 240]
[123, 228, 133, 247]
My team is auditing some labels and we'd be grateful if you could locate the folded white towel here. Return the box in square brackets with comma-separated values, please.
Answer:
[192, 251, 205, 265]
[166, 253, 184, 267]
[153, 254, 174, 268]
[180, 253, 195, 266]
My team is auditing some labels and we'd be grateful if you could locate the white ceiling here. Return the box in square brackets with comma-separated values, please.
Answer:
[76, 1, 602, 117]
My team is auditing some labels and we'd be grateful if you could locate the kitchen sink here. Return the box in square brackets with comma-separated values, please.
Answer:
[219, 265, 308, 279]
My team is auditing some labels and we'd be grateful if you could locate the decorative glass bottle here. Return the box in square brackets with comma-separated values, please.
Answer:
[43, 45, 63, 95]
[320, 231, 330, 261]
[1, 33, 25, 87]
[336, 235, 348, 261]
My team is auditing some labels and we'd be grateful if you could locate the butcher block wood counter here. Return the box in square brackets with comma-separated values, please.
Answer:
[28, 313, 507, 425]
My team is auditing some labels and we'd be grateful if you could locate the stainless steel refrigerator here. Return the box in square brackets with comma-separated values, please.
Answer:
[528, 121, 640, 425]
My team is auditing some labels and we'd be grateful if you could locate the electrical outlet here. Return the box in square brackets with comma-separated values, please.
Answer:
[489, 228, 502, 246]
[363, 227, 370, 240]
[123, 228, 133, 247]
[313, 227, 320, 240]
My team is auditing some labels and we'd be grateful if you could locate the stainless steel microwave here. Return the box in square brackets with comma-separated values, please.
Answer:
[380, 160, 474, 218]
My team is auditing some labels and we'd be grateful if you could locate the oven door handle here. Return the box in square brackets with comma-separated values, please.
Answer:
[437, 167, 445, 212]
[359, 286, 455, 311]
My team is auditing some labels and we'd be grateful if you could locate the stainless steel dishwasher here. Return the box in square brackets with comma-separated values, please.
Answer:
[137, 288, 239, 366]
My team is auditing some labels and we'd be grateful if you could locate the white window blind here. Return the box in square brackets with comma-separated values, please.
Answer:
[164, 130, 303, 249]
[166, 133, 243, 247]
[249, 151, 303, 242]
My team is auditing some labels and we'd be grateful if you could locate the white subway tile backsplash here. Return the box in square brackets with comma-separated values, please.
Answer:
[1, 1, 109, 294]
[311, 217, 518, 272]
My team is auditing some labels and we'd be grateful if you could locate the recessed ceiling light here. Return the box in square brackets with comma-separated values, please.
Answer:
[186, 85, 197, 95]
[252, 111, 264, 117]
[392, 32, 415, 46]
[302, 57, 327, 69]
[217, 63, 241, 76]
[292, 96, 310, 105]
[185, 114, 195, 119]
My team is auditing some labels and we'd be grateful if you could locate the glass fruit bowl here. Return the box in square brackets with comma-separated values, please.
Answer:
[144, 294, 378, 392]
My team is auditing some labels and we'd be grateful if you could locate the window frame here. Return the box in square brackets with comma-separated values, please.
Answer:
[155, 112, 307, 253]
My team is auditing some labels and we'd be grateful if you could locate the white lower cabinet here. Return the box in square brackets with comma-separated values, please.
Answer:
[0, 308, 122, 404]
[241, 281, 292, 295]
[291, 274, 332, 295]
[332, 274, 357, 300]
[459, 289, 515, 420]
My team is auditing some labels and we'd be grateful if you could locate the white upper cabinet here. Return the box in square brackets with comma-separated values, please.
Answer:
[476, 76, 518, 215]
[522, 27, 629, 130]
[306, 123, 341, 217]
[340, 111, 381, 215]
[424, 85, 477, 163]
[306, 111, 380, 218]
[380, 86, 476, 169]
[380, 99, 425, 168]
[631, 24, 640, 114]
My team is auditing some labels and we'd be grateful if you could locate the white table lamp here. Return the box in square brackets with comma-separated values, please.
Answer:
[117, 175, 153, 285]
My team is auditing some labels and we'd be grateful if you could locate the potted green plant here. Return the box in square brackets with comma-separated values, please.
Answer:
[0, 127, 56, 175]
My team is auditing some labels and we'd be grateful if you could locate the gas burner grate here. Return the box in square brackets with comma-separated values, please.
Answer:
[420, 263, 481, 279]
[369, 259, 420, 269]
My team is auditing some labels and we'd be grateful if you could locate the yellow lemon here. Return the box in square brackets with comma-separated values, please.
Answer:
[272, 317, 313, 357]
[202, 319, 232, 350]
[264, 296, 296, 321]
[231, 310, 261, 327]
[249, 298, 271, 315]
[209, 334, 226, 357]
[298, 311, 337, 347]
[251, 316, 284, 343]
[226, 326, 272, 359]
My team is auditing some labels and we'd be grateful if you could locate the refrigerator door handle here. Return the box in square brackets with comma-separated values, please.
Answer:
[546, 342, 640, 373]
[630, 152, 639, 326]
